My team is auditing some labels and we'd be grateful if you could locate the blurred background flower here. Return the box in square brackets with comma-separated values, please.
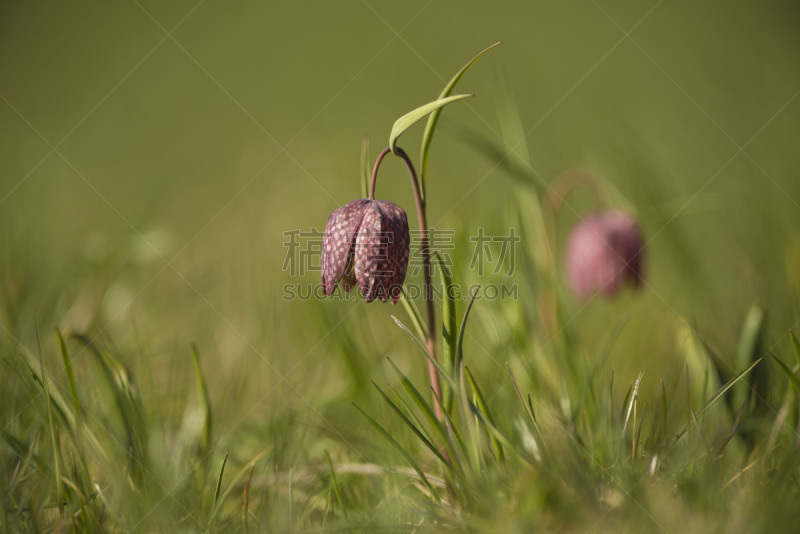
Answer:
[564, 211, 644, 301]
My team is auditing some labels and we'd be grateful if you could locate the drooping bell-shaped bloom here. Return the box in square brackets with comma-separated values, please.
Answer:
[322, 199, 410, 303]
[564, 210, 644, 301]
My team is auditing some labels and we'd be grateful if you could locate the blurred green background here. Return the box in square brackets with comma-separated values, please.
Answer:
[1, 0, 799, 502]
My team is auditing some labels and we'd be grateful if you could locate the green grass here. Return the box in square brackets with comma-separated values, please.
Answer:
[2, 1, 800, 532]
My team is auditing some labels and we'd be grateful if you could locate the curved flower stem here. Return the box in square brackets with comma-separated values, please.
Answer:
[368, 147, 392, 201]
[371, 145, 443, 423]
[540, 170, 608, 336]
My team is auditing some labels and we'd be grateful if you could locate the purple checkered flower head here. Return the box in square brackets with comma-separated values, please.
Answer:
[321, 198, 410, 303]
[564, 210, 644, 301]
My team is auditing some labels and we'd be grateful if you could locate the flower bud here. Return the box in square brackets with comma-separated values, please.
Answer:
[322, 199, 410, 303]
[564, 210, 643, 300]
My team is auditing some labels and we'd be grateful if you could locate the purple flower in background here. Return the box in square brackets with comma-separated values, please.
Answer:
[322, 199, 410, 303]
[565, 210, 644, 301]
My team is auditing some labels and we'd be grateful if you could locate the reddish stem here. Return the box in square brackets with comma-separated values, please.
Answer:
[370, 146, 443, 422]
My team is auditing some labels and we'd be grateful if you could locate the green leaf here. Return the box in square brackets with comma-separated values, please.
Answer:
[455, 286, 480, 370]
[389, 94, 473, 154]
[732, 306, 764, 411]
[671, 358, 762, 448]
[428, 386, 469, 466]
[399, 287, 427, 342]
[325, 451, 348, 520]
[56, 328, 81, 426]
[371, 381, 450, 468]
[391, 315, 457, 389]
[386, 359, 453, 456]
[434, 252, 457, 411]
[464, 366, 504, 461]
[36, 322, 64, 512]
[212, 452, 228, 513]
[420, 41, 502, 199]
[207, 449, 270, 532]
[622, 371, 646, 436]
[191, 343, 212, 455]
[791, 332, 800, 371]
[70, 333, 148, 479]
[768, 352, 800, 394]
[507, 363, 537, 429]
[352, 403, 440, 500]
[466, 399, 534, 467]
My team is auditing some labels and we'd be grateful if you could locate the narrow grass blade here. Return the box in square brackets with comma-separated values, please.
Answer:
[634, 403, 648, 460]
[732, 306, 764, 412]
[19, 345, 107, 460]
[620, 381, 633, 425]
[352, 403, 440, 500]
[36, 322, 64, 512]
[207, 448, 270, 530]
[429, 386, 469, 464]
[371, 381, 450, 467]
[325, 451, 348, 520]
[622, 371, 646, 436]
[494, 69, 533, 171]
[458, 368, 484, 473]
[661, 379, 668, 442]
[671, 358, 763, 448]
[191, 343, 212, 454]
[420, 41, 501, 199]
[399, 288, 427, 341]
[386, 359, 451, 451]
[506, 363, 537, 429]
[791, 332, 800, 370]
[467, 401, 534, 467]
[434, 252, 457, 411]
[768, 352, 800, 394]
[56, 328, 81, 426]
[464, 366, 504, 461]
[212, 452, 228, 513]
[455, 286, 480, 369]
[389, 94, 473, 154]
[391, 316, 456, 389]
[69, 333, 149, 476]
[443, 122, 535, 185]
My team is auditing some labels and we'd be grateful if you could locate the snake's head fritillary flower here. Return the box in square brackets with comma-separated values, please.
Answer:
[322, 199, 410, 303]
[565, 210, 644, 301]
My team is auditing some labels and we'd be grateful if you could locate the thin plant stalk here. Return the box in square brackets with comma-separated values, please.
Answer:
[540, 170, 608, 336]
[370, 146, 443, 422]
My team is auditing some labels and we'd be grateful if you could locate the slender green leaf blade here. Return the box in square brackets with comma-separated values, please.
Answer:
[352, 403, 439, 499]
[768, 352, 800, 394]
[55, 328, 81, 426]
[371, 381, 450, 467]
[389, 94, 473, 153]
[507, 362, 537, 428]
[455, 286, 480, 369]
[434, 252, 457, 411]
[464, 366, 504, 461]
[325, 451, 348, 520]
[399, 288, 427, 341]
[208, 448, 270, 527]
[391, 315, 457, 389]
[732, 306, 764, 411]
[191, 343, 212, 454]
[622, 371, 646, 435]
[386, 359, 451, 451]
[791, 332, 800, 371]
[420, 41, 501, 198]
[671, 358, 762, 447]
[213, 452, 228, 512]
